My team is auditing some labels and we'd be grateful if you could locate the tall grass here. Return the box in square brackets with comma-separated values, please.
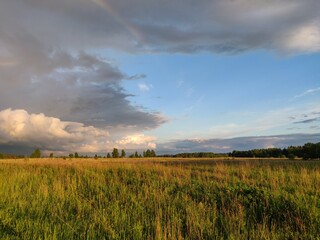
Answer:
[0, 158, 319, 239]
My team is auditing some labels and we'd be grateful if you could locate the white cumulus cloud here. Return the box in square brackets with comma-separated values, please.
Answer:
[138, 83, 153, 92]
[0, 109, 156, 154]
[116, 134, 156, 149]
[281, 23, 320, 53]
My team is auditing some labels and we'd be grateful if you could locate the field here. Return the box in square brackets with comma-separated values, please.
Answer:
[0, 158, 320, 239]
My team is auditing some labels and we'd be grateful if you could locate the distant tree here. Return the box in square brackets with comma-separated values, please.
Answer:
[288, 153, 296, 160]
[94, 154, 98, 159]
[145, 149, 151, 157]
[74, 152, 79, 158]
[143, 151, 146, 157]
[151, 149, 156, 157]
[49, 153, 54, 158]
[30, 149, 41, 158]
[69, 153, 74, 158]
[120, 149, 126, 158]
[107, 153, 111, 158]
[134, 151, 139, 158]
[303, 142, 320, 160]
[112, 148, 119, 158]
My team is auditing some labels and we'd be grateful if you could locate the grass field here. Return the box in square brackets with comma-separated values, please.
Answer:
[0, 158, 319, 239]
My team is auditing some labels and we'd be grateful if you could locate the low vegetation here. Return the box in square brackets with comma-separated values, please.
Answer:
[0, 158, 319, 239]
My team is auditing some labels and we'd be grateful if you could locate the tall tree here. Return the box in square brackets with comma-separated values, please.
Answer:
[30, 149, 41, 158]
[146, 149, 151, 157]
[151, 149, 156, 157]
[120, 149, 126, 158]
[112, 148, 119, 158]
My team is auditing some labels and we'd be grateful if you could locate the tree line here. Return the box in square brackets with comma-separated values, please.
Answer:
[158, 152, 228, 158]
[0, 148, 157, 159]
[157, 142, 320, 160]
[0, 148, 41, 159]
[230, 142, 320, 160]
[0, 142, 319, 160]
[66, 148, 157, 159]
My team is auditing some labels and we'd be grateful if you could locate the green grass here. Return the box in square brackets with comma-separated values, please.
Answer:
[0, 158, 320, 239]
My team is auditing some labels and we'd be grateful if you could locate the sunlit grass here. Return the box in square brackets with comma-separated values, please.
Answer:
[0, 158, 319, 239]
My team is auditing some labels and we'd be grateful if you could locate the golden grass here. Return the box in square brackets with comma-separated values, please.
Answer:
[0, 158, 319, 239]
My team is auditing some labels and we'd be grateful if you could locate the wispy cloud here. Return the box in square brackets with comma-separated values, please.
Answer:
[206, 104, 320, 139]
[157, 133, 320, 154]
[184, 95, 205, 113]
[127, 74, 147, 80]
[294, 87, 320, 98]
[138, 83, 153, 92]
[294, 117, 320, 124]
[177, 80, 184, 88]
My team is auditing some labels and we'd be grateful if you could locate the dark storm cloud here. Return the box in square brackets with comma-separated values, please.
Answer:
[69, 83, 166, 128]
[0, 48, 165, 131]
[157, 134, 320, 154]
[1, 0, 320, 54]
[0, 0, 168, 132]
[2, 0, 318, 124]
[0, 0, 171, 153]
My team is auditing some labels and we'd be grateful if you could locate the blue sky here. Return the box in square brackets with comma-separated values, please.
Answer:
[119, 51, 320, 142]
[0, 0, 319, 154]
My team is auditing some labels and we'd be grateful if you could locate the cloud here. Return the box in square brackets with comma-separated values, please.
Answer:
[157, 133, 320, 154]
[127, 74, 147, 80]
[0, 1, 170, 133]
[0, 109, 157, 154]
[1, 0, 320, 54]
[116, 134, 156, 149]
[294, 87, 320, 98]
[177, 80, 184, 88]
[0, 108, 109, 153]
[158, 104, 320, 154]
[282, 24, 320, 53]
[0, 42, 166, 131]
[138, 83, 153, 92]
[0, 0, 171, 154]
[1, 0, 320, 154]
[0, 0, 318, 129]
[204, 104, 320, 139]
[294, 117, 320, 124]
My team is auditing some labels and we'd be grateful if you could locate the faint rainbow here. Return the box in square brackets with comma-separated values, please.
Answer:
[91, 0, 145, 44]
[0, 60, 17, 67]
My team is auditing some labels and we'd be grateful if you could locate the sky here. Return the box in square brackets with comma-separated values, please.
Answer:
[0, 0, 320, 155]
